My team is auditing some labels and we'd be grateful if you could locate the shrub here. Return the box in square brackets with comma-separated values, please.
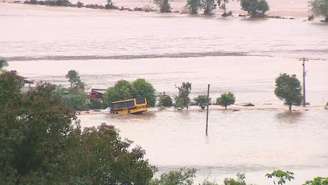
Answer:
[154, 0, 171, 12]
[194, 95, 210, 110]
[187, 0, 201, 14]
[158, 93, 173, 107]
[216, 92, 235, 110]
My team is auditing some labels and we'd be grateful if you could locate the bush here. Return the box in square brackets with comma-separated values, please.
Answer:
[158, 93, 173, 107]
[216, 92, 235, 110]
[193, 95, 210, 110]
[54, 87, 88, 111]
[150, 168, 196, 185]
[240, 0, 269, 17]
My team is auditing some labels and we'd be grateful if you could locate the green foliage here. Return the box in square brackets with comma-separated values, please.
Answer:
[132, 79, 156, 107]
[274, 73, 302, 111]
[304, 177, 328, 185]
[65, 70, 85, 90]
[175, 82, 192, 110]
[201, 0, 216, 15]
[193, 95, 210, 110]
[201, 180, 219, 185]
[150, 168, 196, 185]
[154, 0, 171, 12]
[0, 58, 8, 70]
[187, 0, 201, 14]
[104, 79, 156, 107]
[311, 0, 328, 21]
[54, 86, 88, 111]
[216, 92, 235, 109]
[0, 74, 154, 185]
[266, 170, 294, 185]
[158, 93, 173, 107]
[67, 124, 155, 185]
[240, 0, 269, 17]
[224, 173, 247, 185]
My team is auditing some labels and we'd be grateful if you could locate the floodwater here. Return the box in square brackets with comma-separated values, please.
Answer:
[1, 3, 328, 184]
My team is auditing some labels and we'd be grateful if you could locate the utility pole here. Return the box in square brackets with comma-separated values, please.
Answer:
[300, 57, 308, 107]
[205, 84, 210, 136]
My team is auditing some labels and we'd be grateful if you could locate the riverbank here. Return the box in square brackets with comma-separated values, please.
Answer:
[2, 0, 310, 18]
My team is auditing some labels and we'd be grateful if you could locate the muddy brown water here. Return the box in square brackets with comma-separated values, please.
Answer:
[1, 3, 328, 184]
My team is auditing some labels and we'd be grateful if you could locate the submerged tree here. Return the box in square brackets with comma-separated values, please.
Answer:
[266, 170, 294, 185]
[154, 0, 171, 12]
[175, 82, 192, 110]
[311, 0, 328, 22]
[274, 73, 302, 112]
[187, 0, 201, 14]
[0, 58, 8, 70]
[216, 92, 235, 110]
[65, 70, 85, 90]
[158, 93, 173, 107]
[240, 0, 269, 17]
[194, 95, 211, 110]
[201, 0, 216, 15]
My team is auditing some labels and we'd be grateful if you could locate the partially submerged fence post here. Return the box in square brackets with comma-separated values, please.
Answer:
[205, 84, 210, 136]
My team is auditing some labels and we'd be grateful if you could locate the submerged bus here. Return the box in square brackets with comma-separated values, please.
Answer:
[110, 98, 148, 115]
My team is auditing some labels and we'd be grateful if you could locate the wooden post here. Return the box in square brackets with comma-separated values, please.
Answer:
[300, 57, 308, 107]
[205, 84, 210, 136]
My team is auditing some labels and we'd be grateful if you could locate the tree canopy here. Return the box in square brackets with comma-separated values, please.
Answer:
[0, 71, 154, 185]
[194, 95, 210, 110]
[175, 82, 192, 110]
[158, 93, 173, 107]
[240, 0, 269, 17]
[274, 73, 302, 111]
[104, 79, 156, 107]
[216, 92, 235, 110]
[65, 70, 85, 90]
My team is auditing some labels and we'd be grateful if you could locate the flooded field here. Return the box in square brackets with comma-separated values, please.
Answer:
[1, 3, 328, 184]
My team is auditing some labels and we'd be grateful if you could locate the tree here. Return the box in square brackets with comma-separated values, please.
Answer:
[304, 177, 328, 185]
[216, 92, 235, 110]
[158, 93, 173, 107]
[274, 73, 302, 112]
[311, 0, 328, 22]
[54, 86, 88, 111]
[175, 82, 192, 110]
[154, 0, 171, 12]
[240, 0, 269, 17]
[150, 168, 196, 185]
[187, 0, 201, 14]
[104, 79, 156, 107]
[65, 70, 84, 90]
[0, 58, 8, 70]
[132, 79, 156, 107]
[194, 95, 210, 110]
[0, 74, 155, 185]
[201, 0, 216, 15]
[224, 173, 247, 185]
[105, 0, 114, 8]
[266, 170, 294, 185]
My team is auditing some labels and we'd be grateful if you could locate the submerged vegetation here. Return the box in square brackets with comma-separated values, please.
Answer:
[311, 0, 328, 22]
[274, 73, 303, 112]
[216, 92, 236, 110]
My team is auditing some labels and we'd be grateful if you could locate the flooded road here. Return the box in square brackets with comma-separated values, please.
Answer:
[1, 3, 328, 184]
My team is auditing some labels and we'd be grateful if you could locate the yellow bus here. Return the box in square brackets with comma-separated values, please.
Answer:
[110, 98, 148, 115]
